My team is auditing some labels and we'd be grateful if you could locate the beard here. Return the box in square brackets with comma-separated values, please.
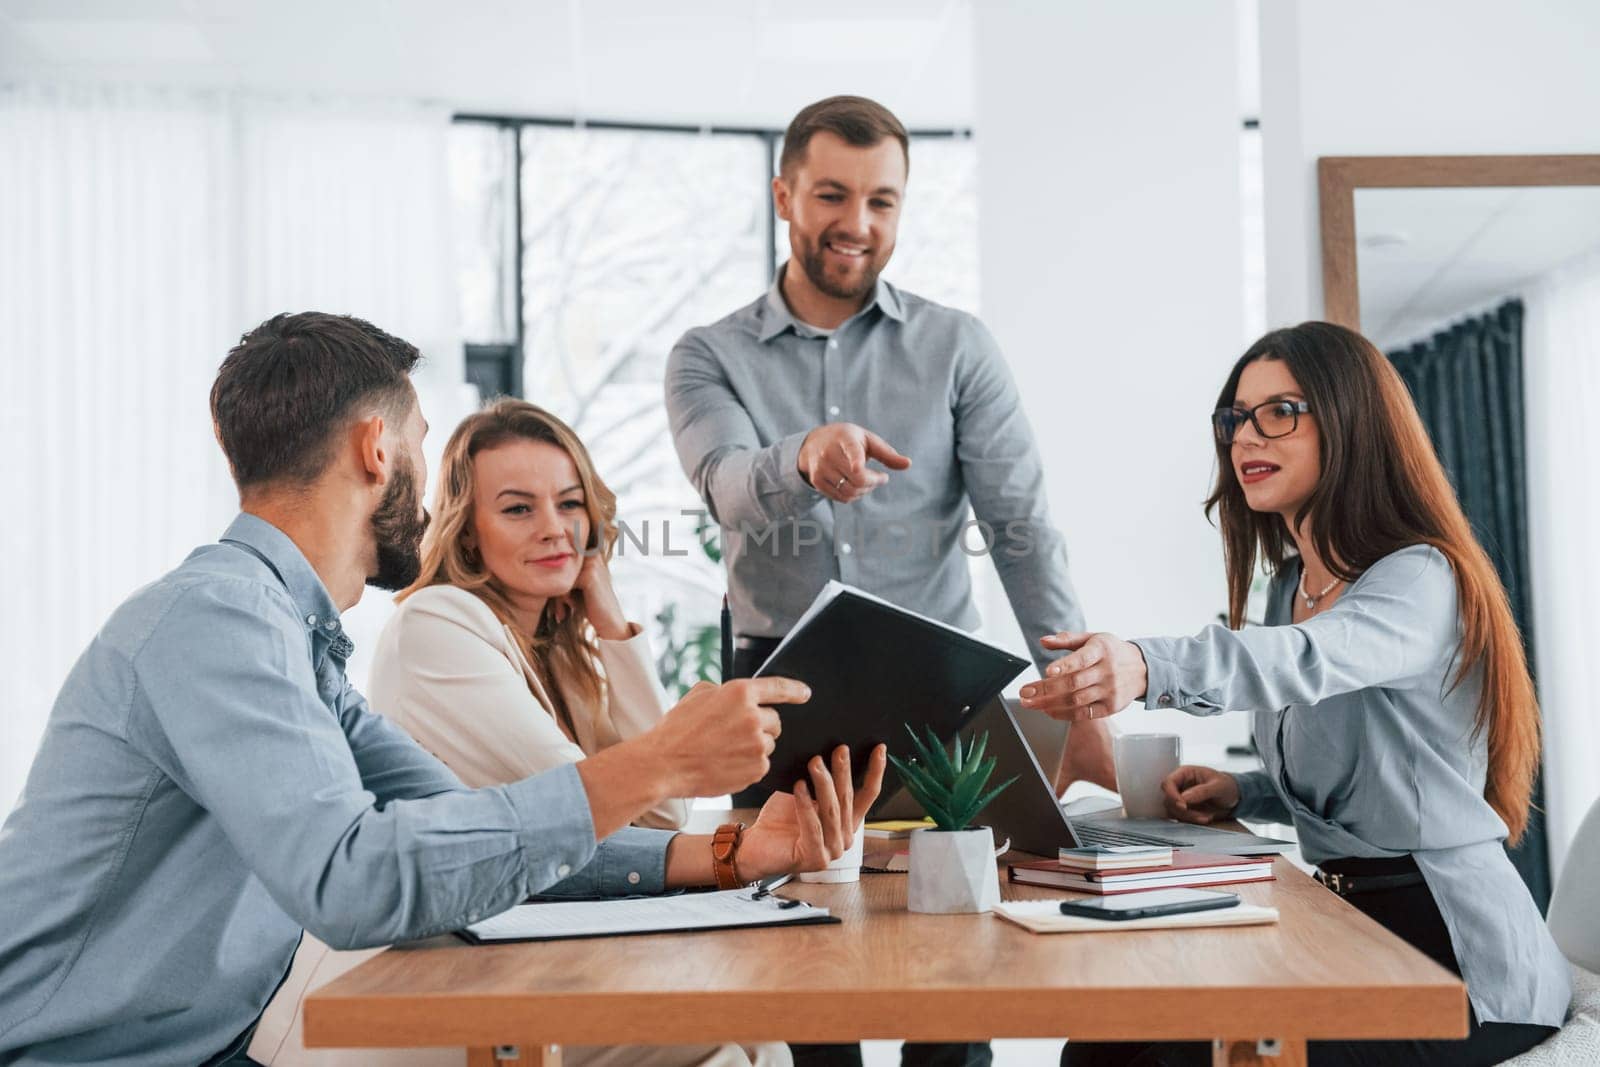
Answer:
[796, 230, 891, 302]
[368, 454, 429, 592]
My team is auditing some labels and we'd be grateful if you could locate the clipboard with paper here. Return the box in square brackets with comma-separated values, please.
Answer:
[457, 887, 838, 944]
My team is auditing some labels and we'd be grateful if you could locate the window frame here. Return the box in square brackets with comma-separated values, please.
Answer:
[450, 112, 974, 398]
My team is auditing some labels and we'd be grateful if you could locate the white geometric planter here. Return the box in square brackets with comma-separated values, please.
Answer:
[907, 826, 1002, 914]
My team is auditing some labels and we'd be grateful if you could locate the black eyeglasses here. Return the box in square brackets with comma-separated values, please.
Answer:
[1212, 399, 1311, 445]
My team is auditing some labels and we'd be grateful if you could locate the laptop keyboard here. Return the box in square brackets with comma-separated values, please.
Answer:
[1070, 822, 1182, 848]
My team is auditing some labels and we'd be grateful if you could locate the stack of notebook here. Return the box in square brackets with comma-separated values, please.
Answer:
[1008, 849, 1275, 894]
[863, 819, 934, 841]
[1057, 845, 1174, 871]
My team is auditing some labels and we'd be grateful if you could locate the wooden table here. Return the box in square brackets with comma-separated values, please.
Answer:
[305, 834, 1466, 1067]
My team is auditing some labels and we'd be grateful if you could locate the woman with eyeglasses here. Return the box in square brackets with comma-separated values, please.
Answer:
[1020, 322, 1567, 1066]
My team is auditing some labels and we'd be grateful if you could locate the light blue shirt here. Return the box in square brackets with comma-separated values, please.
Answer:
[0, 514, 672, 1066]
[665, 268, 1084, 671]
[1134, 545, 1570, 1027]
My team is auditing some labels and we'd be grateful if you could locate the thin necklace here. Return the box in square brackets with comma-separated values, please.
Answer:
[1298, 568, 1342, 609]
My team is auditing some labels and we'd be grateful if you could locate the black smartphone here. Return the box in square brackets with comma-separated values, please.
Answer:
[1058, 888, 1240, 921]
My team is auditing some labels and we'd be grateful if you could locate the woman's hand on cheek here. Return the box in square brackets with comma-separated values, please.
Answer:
[570, 552, 632, 640]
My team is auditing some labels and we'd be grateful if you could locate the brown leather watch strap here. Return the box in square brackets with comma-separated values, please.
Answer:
[711, 822, 746, 890]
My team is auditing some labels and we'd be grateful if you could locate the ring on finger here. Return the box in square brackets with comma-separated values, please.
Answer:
[835, 475, 848, 491]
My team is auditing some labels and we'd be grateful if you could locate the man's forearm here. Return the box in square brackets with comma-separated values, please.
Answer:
[664, 833, 717, 888]
[698, 433, 821, 530]
[988, 520, 1117, 790]
[992, 520, 1086, 672]
[574, 739, 677, 841]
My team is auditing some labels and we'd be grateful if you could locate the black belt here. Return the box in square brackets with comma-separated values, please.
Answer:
[1315, 855, 1425, 897]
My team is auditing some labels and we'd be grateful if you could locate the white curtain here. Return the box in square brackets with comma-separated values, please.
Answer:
[1525, 246, 1600, 880]
[0, 85, 474, 814]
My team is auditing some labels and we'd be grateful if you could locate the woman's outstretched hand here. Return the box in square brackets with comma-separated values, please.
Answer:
[1018, 631, 1148, 721]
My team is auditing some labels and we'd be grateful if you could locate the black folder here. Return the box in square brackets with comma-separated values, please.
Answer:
[750, 582, 1029, 801]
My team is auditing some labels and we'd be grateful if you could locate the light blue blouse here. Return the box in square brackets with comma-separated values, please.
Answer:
[1134, 545, 1569, 1027]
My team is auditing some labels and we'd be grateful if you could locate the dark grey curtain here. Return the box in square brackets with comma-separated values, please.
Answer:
[1388, 298, 1551, 910]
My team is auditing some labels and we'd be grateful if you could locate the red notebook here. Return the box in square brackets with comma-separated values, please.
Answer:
[1009, 851, 1275, 895]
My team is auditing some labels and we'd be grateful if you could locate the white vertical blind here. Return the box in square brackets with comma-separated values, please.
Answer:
[0, 85, 470, 815]
[1525, 247, 1600, 880]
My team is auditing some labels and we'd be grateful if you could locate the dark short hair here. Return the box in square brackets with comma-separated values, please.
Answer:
[779, 95, 910, 179]
[211, 312, 420, 490]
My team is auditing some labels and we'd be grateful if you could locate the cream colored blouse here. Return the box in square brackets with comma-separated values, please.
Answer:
[367, 584, 688, 829]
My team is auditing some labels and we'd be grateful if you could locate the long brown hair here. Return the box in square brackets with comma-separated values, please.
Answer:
[400, 399, 619, 716]
[1205, 321, 1540, 842]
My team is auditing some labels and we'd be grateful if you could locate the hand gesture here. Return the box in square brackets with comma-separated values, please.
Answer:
[797, 422, 912, 503]
[1018, 631, 1148, 721]
[648, 678, 809, 798]
[567, 551, 631, 641]
[1162, 765, 1241, 824]
[740, 744, 889, 881]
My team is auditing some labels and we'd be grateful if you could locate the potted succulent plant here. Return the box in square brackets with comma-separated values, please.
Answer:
[888, 725, 1017, 914]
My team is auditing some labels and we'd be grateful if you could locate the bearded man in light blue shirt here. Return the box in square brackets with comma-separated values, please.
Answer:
[0, 312, 861, 1066]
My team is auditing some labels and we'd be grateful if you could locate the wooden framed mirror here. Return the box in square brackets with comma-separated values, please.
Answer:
[1314, 154, 1600, 905]
[1317, 154, 1600, 338]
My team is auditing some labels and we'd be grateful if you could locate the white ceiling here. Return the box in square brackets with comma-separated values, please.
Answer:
[0, 0, 976, 128]
[1357, 185, 1600, 350]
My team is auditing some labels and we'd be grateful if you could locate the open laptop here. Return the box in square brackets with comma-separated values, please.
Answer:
[909, 697, 1294, 858]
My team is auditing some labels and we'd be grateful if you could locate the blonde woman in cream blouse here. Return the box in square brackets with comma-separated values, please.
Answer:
[251, 399, 804, 1067]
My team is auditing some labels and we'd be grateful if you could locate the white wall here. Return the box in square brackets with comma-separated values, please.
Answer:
[972, 1, 1248, 753]
[1260, 0, 1600, 325]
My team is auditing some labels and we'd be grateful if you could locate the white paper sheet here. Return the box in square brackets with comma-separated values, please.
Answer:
[993, 899, 1279, 933]
[464, 889, 831, 942]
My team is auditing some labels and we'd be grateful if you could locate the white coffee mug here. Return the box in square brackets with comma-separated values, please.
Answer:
[1113, 733, 1182, 819]
[796, 821, 866, 883]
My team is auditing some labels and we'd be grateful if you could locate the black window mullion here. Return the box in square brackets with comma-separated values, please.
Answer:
[453, 114, 976, 395]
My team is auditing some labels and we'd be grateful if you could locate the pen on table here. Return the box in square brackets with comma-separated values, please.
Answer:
[751, 873, 793, 899]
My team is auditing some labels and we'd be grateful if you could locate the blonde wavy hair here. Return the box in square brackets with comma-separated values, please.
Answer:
[399, 398, 619, 718]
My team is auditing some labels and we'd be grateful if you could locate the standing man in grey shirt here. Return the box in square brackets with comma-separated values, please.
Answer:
[0, 312, 870, 1066]
[666, 95, 1116, 795]
[665, 96, 1115, 1067]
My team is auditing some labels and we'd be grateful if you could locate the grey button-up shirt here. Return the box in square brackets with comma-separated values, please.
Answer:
[1134, 545, 1570, 1027]
[666, 269, 1083, 671]
[0, 514, 672, 1066]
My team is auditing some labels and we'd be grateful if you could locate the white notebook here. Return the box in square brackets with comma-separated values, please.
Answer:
[460, 888, 837, 943]
[993, 899, 1279, 934]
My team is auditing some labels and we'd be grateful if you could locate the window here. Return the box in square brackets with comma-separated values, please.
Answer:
[449, 118, 978, 693]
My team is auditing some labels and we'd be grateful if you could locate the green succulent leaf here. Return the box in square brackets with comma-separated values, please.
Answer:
[889, 724, 1018, 831]
[908, 723, 953, 780]
[948, 760, 997, 823]
[966, 731, 990, 773]
[967, 775, 1020, 822]
[896, 773, 957, 829]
